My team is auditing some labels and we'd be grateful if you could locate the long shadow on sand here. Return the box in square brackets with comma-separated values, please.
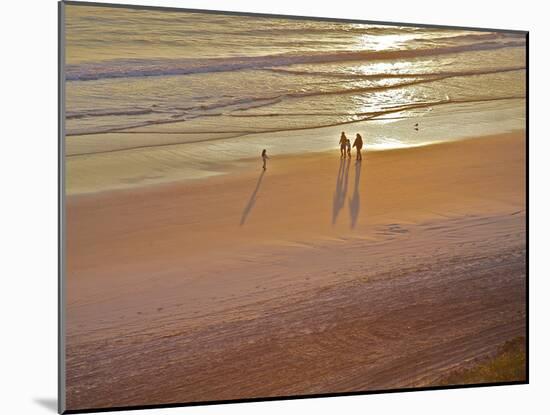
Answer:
[349, 160, 362, 228]
[332, 157, 351, 224]
[240, 170, 266, 226]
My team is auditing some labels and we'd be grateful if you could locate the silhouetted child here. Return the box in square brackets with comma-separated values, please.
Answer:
[346, 138, 352, 158]
[262, 149, 269, 170]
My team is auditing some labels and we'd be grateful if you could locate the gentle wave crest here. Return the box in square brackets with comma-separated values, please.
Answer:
[66, 39, 524, 81]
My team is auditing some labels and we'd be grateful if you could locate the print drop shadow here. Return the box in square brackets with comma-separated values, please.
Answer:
[332, 157, 351, 224]
[34, 398, 57, 413]
[240, 170, 266, 225]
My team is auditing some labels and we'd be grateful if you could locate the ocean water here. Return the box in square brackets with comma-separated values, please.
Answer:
[64, 5, 526, 193]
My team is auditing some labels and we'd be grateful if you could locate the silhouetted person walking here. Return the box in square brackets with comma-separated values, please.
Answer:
[346, 137, 351, 158]
[353, 133, 363, 161]
[262, 149, 269, 170]
[339, 132, 347, 158]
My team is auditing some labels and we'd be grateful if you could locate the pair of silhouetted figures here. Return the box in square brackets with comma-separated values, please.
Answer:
[339, 132, 363, 161]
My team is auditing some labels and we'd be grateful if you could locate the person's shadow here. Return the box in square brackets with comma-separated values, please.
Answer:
[240, 170, 266, 226]
[332, 157, 351, 224]
[349, 161, 362, 228]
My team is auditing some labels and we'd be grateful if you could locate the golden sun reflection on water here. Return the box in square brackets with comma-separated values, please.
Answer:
[356, 33, 418, 52]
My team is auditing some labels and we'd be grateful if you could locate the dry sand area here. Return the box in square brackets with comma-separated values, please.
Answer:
[65, 131, 526, 410]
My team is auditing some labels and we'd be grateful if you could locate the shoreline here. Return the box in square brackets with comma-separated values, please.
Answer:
[65, 95, 526, 195]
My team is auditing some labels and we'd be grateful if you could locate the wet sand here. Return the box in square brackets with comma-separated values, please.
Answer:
[65, 131, 526, 410]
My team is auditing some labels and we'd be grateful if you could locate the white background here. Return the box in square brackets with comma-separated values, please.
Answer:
[0, 0, 546, 414]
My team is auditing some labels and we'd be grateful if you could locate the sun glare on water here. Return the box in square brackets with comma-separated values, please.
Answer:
[356, 32, 418, 52]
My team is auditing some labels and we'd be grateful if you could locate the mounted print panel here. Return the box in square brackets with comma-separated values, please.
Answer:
[59, 1, 527, 413]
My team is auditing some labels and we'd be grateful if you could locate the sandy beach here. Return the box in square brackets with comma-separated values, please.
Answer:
[65, 131, 526, 410]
